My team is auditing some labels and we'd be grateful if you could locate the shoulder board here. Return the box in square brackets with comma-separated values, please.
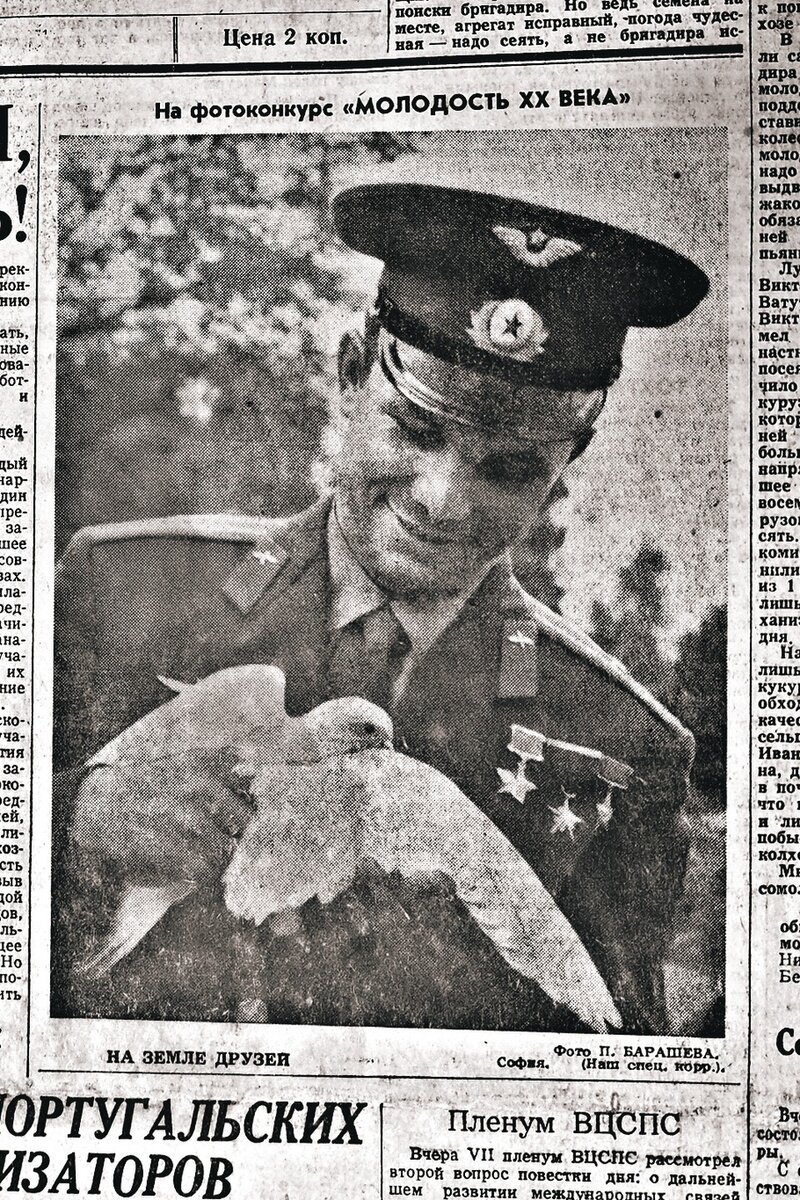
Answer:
[527, 596, 694, 750]
[61, 502, 330, 617]
[64, 513, 273, 556]
[60, 514, 295, 614]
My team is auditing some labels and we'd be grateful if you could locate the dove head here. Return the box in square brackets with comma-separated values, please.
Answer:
[289, 697, 394, 763]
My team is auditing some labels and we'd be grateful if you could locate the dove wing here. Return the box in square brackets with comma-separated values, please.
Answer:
[79, 665, 290, 977]
[88, 664, 288, 768]
[223, 758, 365, 924]
[356, 750, 620, 1032]
[81, 881, 195, 979]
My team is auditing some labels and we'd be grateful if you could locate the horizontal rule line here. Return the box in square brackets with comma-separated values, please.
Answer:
[0, 7, 382, 16]
[0, 41, 743, 75]
[37, 1068, 740, 1086]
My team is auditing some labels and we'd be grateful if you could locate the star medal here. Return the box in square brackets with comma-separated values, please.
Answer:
[549, 786, 585, 841]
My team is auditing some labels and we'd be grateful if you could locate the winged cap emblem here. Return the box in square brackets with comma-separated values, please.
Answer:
[493, 224, 583, 268]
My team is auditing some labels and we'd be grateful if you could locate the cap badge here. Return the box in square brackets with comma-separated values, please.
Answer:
[469, 299, 548, 360]
[493, 224, 583, 268]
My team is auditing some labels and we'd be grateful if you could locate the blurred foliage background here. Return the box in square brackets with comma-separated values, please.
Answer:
[57, 134, 726, 1033]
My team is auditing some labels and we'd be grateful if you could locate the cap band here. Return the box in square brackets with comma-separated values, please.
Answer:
[379, 287, 623, 392]
[379, 333, 605, 443]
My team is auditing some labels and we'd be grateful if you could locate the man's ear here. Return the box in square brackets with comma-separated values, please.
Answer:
[338, 331, 369, 397]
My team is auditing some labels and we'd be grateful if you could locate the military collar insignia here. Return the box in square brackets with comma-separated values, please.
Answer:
[492, 224, 583, 268]
[221, 499, 332, 616]
[251, 547, 282, 567]
[498, 618, 539, 699]
[222, 539, 290, 614]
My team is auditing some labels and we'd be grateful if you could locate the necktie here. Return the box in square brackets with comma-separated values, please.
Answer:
[327, 606, 411, 711]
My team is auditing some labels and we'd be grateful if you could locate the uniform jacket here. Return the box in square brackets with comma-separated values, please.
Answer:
[52, 499, 693, 1033]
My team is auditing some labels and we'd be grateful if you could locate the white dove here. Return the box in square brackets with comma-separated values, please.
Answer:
[79, 664, 393, 979]
[81, 664, 620, 1031]
[223, 740, 621, 1033]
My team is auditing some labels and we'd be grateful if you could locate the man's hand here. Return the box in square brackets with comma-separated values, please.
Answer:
[72, 754, 254, 883]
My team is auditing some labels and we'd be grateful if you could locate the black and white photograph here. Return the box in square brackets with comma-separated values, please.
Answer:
[50, 129, 726, 1038]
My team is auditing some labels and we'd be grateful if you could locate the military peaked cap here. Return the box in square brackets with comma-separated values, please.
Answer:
[333, 184, 710, 438]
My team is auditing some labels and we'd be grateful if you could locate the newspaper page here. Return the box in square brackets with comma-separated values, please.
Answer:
[0, 2, 754, 1197]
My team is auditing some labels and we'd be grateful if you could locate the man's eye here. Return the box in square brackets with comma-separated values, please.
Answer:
[389, 411, 445, 450]
[478, 454, 546, 487]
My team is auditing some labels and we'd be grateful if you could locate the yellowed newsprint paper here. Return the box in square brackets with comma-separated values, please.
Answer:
[0, 1, 760, 1197]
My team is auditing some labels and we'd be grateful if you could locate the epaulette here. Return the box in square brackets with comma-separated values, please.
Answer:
[527, 596, 694, 752]
[63, 512, 273, 556]
[57, 514, 287, 599]
[59, 504, 329, 616]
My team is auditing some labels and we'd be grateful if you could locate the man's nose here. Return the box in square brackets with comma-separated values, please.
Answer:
[408, 449, 474, 523]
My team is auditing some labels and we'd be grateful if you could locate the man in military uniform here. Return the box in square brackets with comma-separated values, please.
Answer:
[52, 184, 709, 1033]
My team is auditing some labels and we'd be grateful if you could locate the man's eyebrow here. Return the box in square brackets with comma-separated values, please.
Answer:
[477, 451, 550, 484]
[383, 394, 552, 464]
[483, 445, 547, 464]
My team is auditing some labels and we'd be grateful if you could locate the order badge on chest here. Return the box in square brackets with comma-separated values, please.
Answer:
[494, 701, 634, 894]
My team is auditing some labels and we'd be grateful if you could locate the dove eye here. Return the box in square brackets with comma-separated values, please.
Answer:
[355, 720, 387, 742]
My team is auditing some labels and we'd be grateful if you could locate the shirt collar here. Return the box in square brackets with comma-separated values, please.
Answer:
[327, 505, 509, 657]
[328, 507, 385, 632]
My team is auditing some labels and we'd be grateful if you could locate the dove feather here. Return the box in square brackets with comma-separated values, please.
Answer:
[229, 748, 619, 1029]
[89, 664, 289, 768]
[81, 881, 194, 979]
[356, 751, 621, 1032]
[156, 675, 192, 693]
[450, 860, 619, 1032]
[79, 667, 390, 978]
[223, 759, 363, 923]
